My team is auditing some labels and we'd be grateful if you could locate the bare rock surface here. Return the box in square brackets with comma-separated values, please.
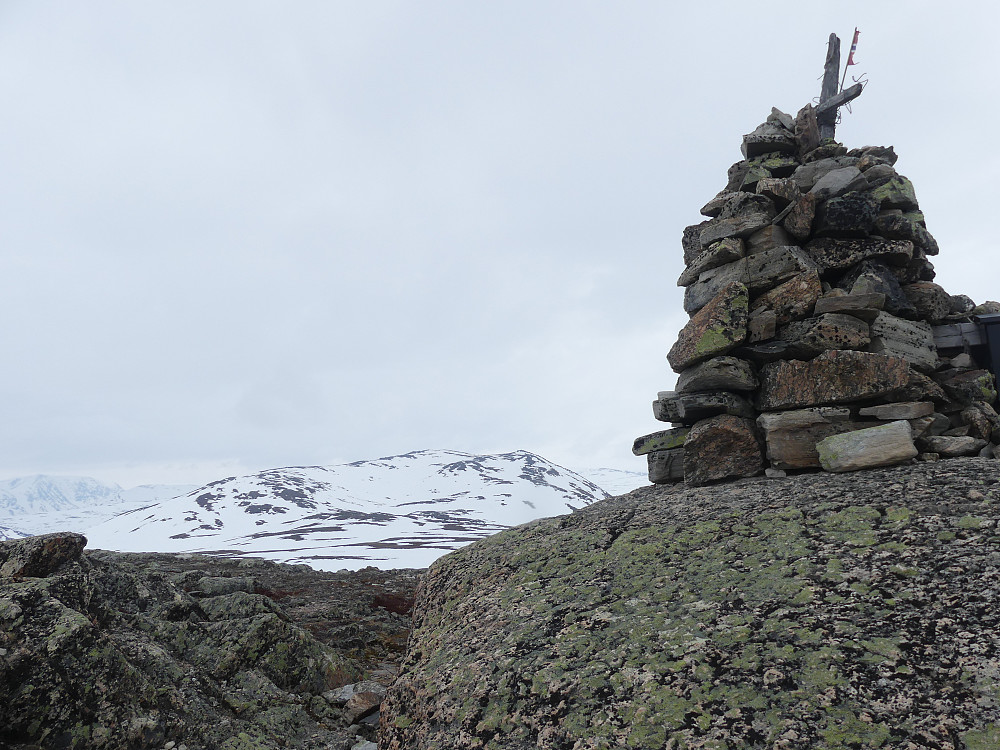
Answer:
[382, 459, 1000, 750]
[0, 537, 420, 749]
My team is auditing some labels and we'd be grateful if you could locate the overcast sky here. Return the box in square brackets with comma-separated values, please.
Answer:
[0, 2, 997, 488]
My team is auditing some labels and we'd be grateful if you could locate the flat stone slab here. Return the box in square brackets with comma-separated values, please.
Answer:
[758, 350, 911, 410]
[858, 402, 935, 420]
[816, 420, 918, 472]
[632, 428, 689, 456]
[869, 312, 938, 373]
[778, 313, 870, 358]
[677, 238, 744, 287]
[675, 391, 756, 424]
[812, 292, 886, 321]
[699, 213, 774, 248]
[669, 282, 748, 372]
[652, 391, 682, 423]
[918, 435, 988, 457]
[804, 237, 913, 275]
[675, 356, 758, 393]
[647, 448, 684, 483]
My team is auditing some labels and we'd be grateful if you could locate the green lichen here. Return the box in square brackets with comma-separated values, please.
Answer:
[962, 725, 1000, 750]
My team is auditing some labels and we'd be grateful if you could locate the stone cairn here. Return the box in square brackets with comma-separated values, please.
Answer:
[634, 105, 1000, 486]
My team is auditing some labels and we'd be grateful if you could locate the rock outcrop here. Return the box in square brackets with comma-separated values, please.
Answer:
[381, 458, 1000, 749]
[639, 107, 1000, 485]
[0, 533, 419, 750]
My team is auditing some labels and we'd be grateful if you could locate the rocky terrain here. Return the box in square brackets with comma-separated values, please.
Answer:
[0, 533, 420, 749]
[383, 458, 1000, 749]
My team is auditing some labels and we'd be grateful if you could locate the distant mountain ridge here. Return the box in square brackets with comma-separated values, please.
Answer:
[85, 450, 614, 570]
[0, 475, 196, 536]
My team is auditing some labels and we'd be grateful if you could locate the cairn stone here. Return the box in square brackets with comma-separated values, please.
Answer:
[757, 350, 910, 410]
[778, 313, 870, 358]
[668, 282, 749, 372]
[675, 356, 758, 393]
[683, 414, 763, 486]
[632, 428, 689, 456]
[750, 270, 822, 326]
[805, 237, 913, 275]
[647, 449, 684, 483]
[816, 420, 918, 472]
[757, 407, 854, 470]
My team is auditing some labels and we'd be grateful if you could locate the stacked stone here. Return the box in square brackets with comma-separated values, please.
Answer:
[635, 105, 1000, 486]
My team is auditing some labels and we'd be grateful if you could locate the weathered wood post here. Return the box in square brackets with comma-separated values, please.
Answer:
[814, 32, 864, 141]
[817, 33, 841, 140]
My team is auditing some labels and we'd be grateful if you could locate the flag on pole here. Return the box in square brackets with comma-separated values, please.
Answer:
[846, 28, 860, 66]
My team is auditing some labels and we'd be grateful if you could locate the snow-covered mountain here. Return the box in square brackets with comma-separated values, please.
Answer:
[0, 476, 196, 535]
[85, 450, 611, 570]
[0, 523, 29, 541]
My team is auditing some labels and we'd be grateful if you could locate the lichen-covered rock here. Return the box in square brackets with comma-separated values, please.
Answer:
[0, 544, 420, 750]
[757, 350, 910, 410]
[382, 460, 1000, 750]
[0, 532, 87, 579]
[804, 237, 913, 275]
[668, 282, 748, 372]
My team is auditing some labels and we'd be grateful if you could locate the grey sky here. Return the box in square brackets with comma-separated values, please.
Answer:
[1, 2, 997, 487]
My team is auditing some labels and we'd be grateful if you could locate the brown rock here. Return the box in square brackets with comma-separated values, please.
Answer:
[683, 415, 764, 486]
[903, 282, 952, 323]
[756, 407, 856, 470]
[816, 420, 917, 472]
[778, 313, 870, 358]
[961, 402, 1000, 442]
[0, 532, 87, 579]
[894, 369, 949, 404]
[757, 350, 910, 410]
[750, 270, 821, 326]
[669, 282, 749, 372]
[793, 104, 820, 155]
[782, 192, 817, 239]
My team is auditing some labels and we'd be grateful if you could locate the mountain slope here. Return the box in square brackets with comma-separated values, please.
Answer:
[85, 450, 609, 570]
